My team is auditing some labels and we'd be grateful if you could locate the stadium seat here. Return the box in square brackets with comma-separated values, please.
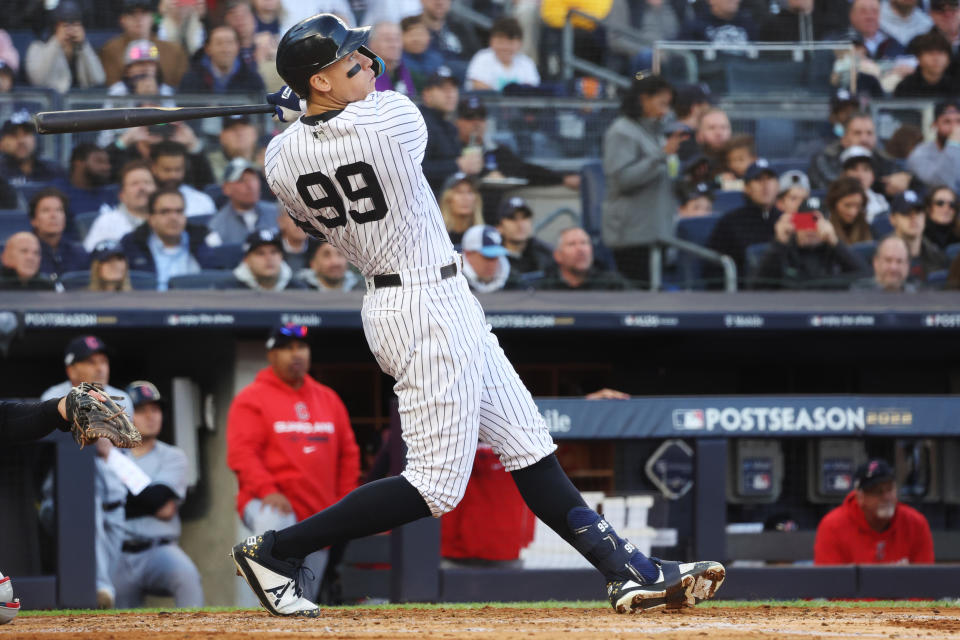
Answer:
[73, 211, 100, 240]
[675, 215, 723, 289]
[58, 270, 91, 291]
[725, 60, 807, 98]
[870, 214, 894, 238]
[205, 243, 244, 269]
[745, 242, 771, 276]
[755, 119, 798, 160]
[713, 191, 745, 216]
[168, 270, 236, 290]
[946, 243, 960, 263]
[0, 210, 30, 243]
[769, 159, 808, 176]
[129, 271, 158, 291]
[926, 269, 948, 289]
[190, 213, 214, 228]
[579, 161, 604, 238]
[850, 241, 877, 271]
[203, 184, 227, 208]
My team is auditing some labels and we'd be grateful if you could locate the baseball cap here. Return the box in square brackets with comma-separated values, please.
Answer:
[497, 196, 532, 221]
[0, 110, 34, 137]
[51, 0, 83, 24]
[266, 322, 309, 350]
[743, 158, 778, 182]
[64, 335, 111, 366]
[441, 171, 476, 193]
[121, 0, 156, 12]
[840, 145, 873, 169]
[672, 83, 713, 114]
[457, 95, 486, 119]
[126, 380, 164, 407]
[854, 459, 895, 491]
[830, 87, 859, 113]
[223, 157, 259, 184]
[423, 66, 457, 89]
[678, 180, 714, 204]
[462, 225, 508, 258]
[778, 170, 810, 193]
[91, 240, 126, 262]
[222, 114, 253, 130]
[681, 153, 710, 177]
[932, 0, 960, 10]
[891, 189, 924, 215]
[243, 229, 282, 255]
[934, 100, 960, 120]
[0, 61, 14, 78]
[124, 39, 159, 66]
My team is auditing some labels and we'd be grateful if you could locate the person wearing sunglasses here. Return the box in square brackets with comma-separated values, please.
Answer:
[922, 185, 960, 249]
[226, 322, 360, 605]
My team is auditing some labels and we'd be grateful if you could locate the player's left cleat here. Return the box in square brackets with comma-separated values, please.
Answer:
[231, 531, 320, 617]
[607, 558, 725, 614]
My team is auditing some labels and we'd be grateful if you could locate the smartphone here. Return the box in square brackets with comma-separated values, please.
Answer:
[793, 212, 817, 231]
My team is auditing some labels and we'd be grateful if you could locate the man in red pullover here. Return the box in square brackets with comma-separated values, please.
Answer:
[814, 459, 934, 565]
[227, 323, 360, 601]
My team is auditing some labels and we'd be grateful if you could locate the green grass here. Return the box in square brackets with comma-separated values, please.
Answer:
[17, 599, 960, 617]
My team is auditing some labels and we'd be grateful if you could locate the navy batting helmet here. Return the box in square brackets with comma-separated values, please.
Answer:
[276, 14, 384, 99]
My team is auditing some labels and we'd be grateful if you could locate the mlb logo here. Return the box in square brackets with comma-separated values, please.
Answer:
[672, 409, 705, 430]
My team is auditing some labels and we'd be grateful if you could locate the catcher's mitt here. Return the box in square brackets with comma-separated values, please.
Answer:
[65, 382, 142, 449]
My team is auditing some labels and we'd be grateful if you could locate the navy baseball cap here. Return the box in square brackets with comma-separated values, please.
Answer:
[266, 322, 309, 350]
[497, 196, 533, 221]
[854, 459, 895, 490]
[222, 114, 253, 129]
[91, 240, 126, 262]
[457, 95, 486, 119]
[424, 66, 457, 89]
[1, 110, 34, 137]
[932, 0, 960, 10]
[126, 380, 164, 407]
[891, 189, 924, 215]
[744, 158, 778, 182]
[52, 0, 83, 24]
[243, 229, 282, 255]
[934, 100, 960, 120]
[678, 180, 714, 204]
[64, 335, 111, 366]
[462, 225, 508, 258]
[830, 87, 859, 112]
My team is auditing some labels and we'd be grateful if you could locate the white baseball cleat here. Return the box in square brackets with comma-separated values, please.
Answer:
[231, 531, 320, 617]
[607, 558, 725, 614]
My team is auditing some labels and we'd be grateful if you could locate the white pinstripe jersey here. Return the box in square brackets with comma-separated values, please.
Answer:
[265, 91, 457, 277]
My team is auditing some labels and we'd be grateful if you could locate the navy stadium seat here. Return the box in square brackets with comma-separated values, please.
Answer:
[189, 213, 214, 229]
[755, 119, 798, 160]
[769, 159, 808, 176]
[926, 269, 948, 289]
[675, 215, 723, 289]
[203, 184, 227, 208]
[946, 243, 960, 263]
[73, 211, 100, 240]
[58, 270, 91, 291]
[168, 270, 236, 290]
[745, 242, 771, 276]
[713, 191, 745, 215]
[579, 160, 604, 238]
[205, 243, 244, 270]
[850, 241, 877, 272]
[0, 209, 30, 243]
[129, 271, 158, 290]
[870, 214, 894, 238]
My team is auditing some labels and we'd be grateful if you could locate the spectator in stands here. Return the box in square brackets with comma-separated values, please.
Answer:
[0, 60, 16, 93]
[420, 0, 482, 80]
[88, 240, 133, 292]
[886, 123, 925, 160]
[25, 1, 106, 93]
[775, 171, 811, 217]
[881, 0, 934, 47]
[539, 0, 612, 74]
[894, 31, 960, 96]
[85, 160, 157, 252]
[150, 141, 216, 217]
[809, 112, 909, 197]
[752, 209, 866, 290]
[110, 380, 204, 608]
[840, 146, 891, 223]
[928, 0, 960, 61]
[52, 144, 116, 217]
[252, 0, 284, 33]
[365, 0, 424, 26]
[849, 0, 905, 59]
[707, 159, 782, 276]
[100, 0, 189, 88]
[253, 30, 284, 92]
[922, 185, 960, 249]
[693, 108, 733, 176]
[759, 0, 849, 41]
[465, 17, 539, 92]
[536, 227, 630, 290]
[227, 322, 359, 602]
[0, 111, 66, 186]
[678, 0, 755, 44]
[276, 210, 313, 273]
[440, 173, 484, 246]
[853, 235, 914, 290]
[156, 0, 206, 58]
[178, 25, 265, 94]
[370, 21, 415, 97]
[401, 14, 445, 91]
[890, 189, 949, 280]
[282, 1, 357, 32]
[0, 30, 20, 78]
[111, 122, 213, 189]
[298, 241, 360, 291]
[601, 73, 683, 285]
[120, 187, 213, 290]
[673, 85, 714, 160]
[827, 177, 873, 245]
[717, 134, 756, 192]
[420, 67, 468, 192]
[29, 188, 89, 278]
[496, 197, 553, 276]
[0, 232, 56, 291]
[207, 116, 260, 185]
[461, 224, 516, 293]
[220, 229, 306, 291]
[223, 0, 258, 65]
[205, 159, 276, 247]
[606, 0, 679, 73]
[814, 459, 933, 564]
[907, 101, 960, 193]
[676, 181, 715, 218]
[106, 40, 177, 100]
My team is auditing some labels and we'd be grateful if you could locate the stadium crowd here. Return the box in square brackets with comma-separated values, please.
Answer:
[1, 0, 960, 292]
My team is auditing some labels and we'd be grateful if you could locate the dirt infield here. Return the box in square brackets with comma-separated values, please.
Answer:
[4, 605, 960, 640]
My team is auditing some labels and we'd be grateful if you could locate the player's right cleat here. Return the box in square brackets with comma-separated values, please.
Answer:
[607, 558, 725, 614]
[231, 530, 320, 617]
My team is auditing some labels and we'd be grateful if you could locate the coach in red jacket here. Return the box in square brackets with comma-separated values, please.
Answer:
[814, 459, 934, 565]
[227, 323, 360, 599]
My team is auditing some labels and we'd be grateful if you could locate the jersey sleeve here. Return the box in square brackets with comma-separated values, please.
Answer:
[356, 91, 429, 165]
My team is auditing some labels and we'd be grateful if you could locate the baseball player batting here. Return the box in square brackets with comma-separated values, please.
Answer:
[232, 13, 725, 617]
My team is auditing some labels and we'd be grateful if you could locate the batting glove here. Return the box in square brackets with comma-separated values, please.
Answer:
[267, 86, 304, 123]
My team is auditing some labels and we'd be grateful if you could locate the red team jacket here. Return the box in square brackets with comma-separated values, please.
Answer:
[441, 444, 536, 561]
[813, 490, 934, 565]
[227, 367, 360, 522]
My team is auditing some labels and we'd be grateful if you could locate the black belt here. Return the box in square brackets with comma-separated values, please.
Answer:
[371, 262, 457, 289]
[103, 501, 124, 512]
[122, 538, 174, 553]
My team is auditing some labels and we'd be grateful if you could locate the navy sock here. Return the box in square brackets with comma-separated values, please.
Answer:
[271, 475, 431, 561]
[510, 454, 588, 545]
[567, 507, 659, 583]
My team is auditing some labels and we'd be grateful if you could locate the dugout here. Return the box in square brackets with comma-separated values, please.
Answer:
[2, 289, 960, 606]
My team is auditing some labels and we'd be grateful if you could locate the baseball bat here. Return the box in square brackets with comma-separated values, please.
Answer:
[33, 104, 276, 134]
